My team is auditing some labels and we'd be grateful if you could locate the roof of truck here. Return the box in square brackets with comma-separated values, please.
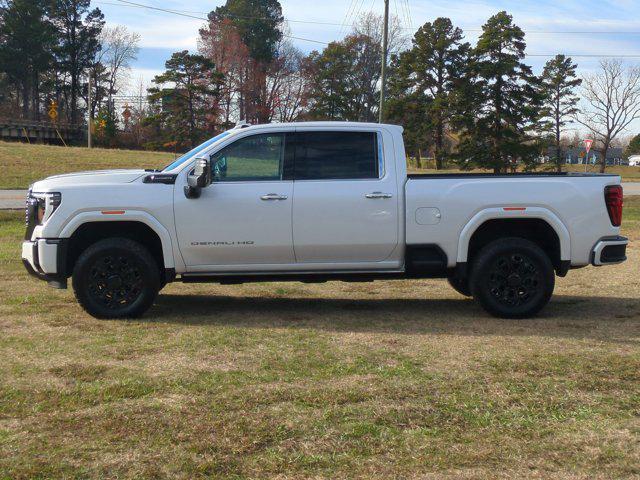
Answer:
[235, 121, 402, 131]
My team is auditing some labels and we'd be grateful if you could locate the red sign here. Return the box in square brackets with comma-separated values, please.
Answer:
[584, 138, 593, 154]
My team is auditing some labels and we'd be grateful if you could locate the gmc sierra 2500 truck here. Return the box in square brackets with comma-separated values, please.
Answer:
[22, 122, 628, 319]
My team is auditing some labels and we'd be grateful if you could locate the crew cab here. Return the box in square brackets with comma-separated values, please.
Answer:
[22, 122, 628, 319]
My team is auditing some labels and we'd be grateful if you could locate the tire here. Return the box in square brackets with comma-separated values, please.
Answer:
[469, 237, 555, 319]
[447, 275, 472, 297]
[72, 237, 160, 319]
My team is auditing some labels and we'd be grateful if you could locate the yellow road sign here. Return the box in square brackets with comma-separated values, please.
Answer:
[48, 100, 58, 121]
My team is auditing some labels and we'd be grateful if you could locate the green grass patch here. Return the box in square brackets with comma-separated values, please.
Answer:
[0, 140, 174, 189]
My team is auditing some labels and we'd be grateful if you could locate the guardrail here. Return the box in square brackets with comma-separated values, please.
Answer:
[0, 117, 83, 143]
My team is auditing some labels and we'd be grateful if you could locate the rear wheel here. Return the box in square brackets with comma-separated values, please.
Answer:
[72, 238, 160, 319]
[470, 237, 555, 319]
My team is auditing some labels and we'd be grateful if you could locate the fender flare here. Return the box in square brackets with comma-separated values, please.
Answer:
[59, 210, 175, 269]
[456, 207, 571, 264]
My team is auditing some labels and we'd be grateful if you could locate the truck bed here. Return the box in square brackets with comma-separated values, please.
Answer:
[404, 172, 622, 268]
[407, 172, 618, 179]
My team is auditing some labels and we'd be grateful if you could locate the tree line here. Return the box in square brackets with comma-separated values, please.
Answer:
[0, 0, 139, 131]
[2, 0, 640, 173]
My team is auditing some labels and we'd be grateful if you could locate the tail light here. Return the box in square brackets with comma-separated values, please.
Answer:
[604, 185, 623, 227]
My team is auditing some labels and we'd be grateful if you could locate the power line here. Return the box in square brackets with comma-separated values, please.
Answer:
[107, 0, 328, 45]
[339, 0, 358, 36]
[102, 0, 640, 55]
[527, 54, 640, 58]
[99, 1, 640, 36]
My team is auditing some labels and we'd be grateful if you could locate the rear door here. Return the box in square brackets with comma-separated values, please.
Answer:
[291, 129, 400, 267]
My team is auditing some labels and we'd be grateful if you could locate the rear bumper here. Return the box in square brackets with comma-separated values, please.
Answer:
[591, 236, 628, 266]
[21, 239, 68, 288]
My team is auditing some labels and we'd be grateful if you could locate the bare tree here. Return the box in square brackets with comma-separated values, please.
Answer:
[94, 25, 140, 113]
[576, 59, 640, 172]
[353, 11, 407, 56]
[266, 39, 308, 122]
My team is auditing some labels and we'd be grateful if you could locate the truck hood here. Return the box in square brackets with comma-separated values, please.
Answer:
[31, 169, 148, 191]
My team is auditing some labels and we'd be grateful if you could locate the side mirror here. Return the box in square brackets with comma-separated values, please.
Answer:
[184, 157, 211, 199]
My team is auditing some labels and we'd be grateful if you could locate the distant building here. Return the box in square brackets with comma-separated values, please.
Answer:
[540, 147, 625, 166]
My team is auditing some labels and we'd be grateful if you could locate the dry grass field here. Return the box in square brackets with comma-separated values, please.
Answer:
[2, 140, 640, 189]
[0, 141, 173, 189]
[0, 203, 639, 478]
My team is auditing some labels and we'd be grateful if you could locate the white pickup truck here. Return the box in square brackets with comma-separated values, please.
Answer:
[22, 122, 628, 319]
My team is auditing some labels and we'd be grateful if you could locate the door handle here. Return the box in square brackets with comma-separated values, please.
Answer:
[365, 192, 393, 199]
[260, 193, 288, 201]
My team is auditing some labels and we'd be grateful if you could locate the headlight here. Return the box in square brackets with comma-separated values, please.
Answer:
[31, 192, 62, 225]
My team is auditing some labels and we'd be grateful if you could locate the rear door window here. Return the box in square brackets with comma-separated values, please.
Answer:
[295, 131, 379, 180]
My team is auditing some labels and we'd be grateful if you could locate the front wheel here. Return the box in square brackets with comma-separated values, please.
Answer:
[470, 238, 555, 319]
[72, 238, 160, 319]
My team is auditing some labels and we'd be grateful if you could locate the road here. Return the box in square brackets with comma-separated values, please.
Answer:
[2, 183, 640, 210]
[0, 190, 26, 210]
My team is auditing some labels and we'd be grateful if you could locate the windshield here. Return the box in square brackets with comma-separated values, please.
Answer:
[162, 131, 231, 171]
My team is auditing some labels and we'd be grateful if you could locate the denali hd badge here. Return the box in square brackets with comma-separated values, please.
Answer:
[191, 241, 255, 246]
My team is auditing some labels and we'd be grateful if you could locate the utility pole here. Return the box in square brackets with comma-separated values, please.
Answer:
[378, 0, 389, 123]
[87, 71, 92, 148]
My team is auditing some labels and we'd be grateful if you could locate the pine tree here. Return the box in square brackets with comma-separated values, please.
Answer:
[625, 133, 640, 157]
[539, 55, 581, 172]
[455, 11, 542, 173]
[304, 34, 383, 122]
[212, 0, 283, 64]
[0, 0, 56, 119]
[403, 18, 469, 169]
[49, 0, 104, 124]
[385, 53, 431, 168]
[147, 51, 222, 150]
[210, 0, 283, 123]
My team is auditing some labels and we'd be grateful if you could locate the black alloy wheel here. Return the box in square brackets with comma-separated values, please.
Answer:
[470, 237, 555, 319]
[73, 238, 160, 319]
[487, 252, 540, 307]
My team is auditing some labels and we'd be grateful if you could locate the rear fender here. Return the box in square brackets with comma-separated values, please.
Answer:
[457, 207, 571, 263]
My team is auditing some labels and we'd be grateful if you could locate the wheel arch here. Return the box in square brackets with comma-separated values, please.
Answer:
[457, 208, 570, 274]
[60, 211, 175, 278]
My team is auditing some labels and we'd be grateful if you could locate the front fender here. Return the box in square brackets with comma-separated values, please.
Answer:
[58, 210, 175, 269]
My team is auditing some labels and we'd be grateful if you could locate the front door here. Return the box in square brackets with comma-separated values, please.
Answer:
[174, 132, 295, 270]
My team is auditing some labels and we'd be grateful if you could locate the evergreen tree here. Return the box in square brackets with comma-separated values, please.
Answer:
[624, 133, 640, 158]
[401, 18, 469, 169]
[210, 0, 282, 123]
[0, 0, 56, 119]
[49, 0, 104, 124]
[454, 11, 542, 173]
[304, 34, 383, 121]
[147, 51, 222, 150]
[212, 0, 283, 64]
[384, 53, 431, 168]
[539, 55, 581, 172]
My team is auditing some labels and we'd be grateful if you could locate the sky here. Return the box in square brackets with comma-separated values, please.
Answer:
[94, 0, 640, 94]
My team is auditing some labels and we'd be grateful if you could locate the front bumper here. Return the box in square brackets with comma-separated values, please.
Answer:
[591, 236, 628, 266]
[21, 238, 68, 288]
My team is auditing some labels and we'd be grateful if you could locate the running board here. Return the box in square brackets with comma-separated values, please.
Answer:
[180, 269, 407, 284]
